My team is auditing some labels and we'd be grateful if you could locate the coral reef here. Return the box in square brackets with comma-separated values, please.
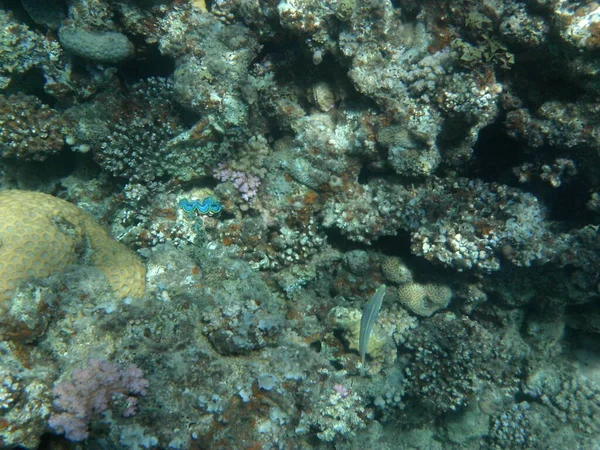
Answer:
[0, 9, 56, 89]
[1, 0, 600, 448]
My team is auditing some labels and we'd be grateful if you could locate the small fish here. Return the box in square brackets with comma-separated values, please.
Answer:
[359, 284, 386, 375]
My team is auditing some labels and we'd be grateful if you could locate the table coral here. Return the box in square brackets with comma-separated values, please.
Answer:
[0, 190, 145, 313]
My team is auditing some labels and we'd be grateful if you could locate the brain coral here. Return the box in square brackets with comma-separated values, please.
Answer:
[58, 26, 134, 64]
[396, 282, 452, 317]
[380, 256, 413, 284]
[0, 190, 145, 312]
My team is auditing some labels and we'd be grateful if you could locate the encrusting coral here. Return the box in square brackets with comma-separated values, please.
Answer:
[0, 190, 145, 312]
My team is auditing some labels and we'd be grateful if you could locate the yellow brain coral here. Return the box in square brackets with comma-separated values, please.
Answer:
[0, 190, 145, 312]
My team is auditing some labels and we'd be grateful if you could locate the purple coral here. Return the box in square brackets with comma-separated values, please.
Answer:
[213, 162, 261, 201]
[48, 359, 149, 441]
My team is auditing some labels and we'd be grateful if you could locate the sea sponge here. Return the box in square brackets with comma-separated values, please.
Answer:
[396, 282, 452, 317]
[0, 190, 145, 313]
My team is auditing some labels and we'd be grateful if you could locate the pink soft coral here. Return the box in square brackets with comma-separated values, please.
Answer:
[213, 162, 261, 201]
[48, 359, 149, 441]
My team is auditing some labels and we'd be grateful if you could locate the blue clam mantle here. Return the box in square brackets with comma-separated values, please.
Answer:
[178, 197, 223, 216]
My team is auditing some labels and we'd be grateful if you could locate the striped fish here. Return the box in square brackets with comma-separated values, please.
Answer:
[359, 284, 386, 375]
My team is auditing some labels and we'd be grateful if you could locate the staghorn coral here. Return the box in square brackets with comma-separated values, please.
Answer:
[0, 190, 145, 312]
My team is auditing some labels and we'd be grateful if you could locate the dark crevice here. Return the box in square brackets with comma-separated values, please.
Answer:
[437, 115, 473, 150]
[118, 42, 176, 85]
[4, 68, 58, 107]
[250, 36, 370, 144]
[35, 149, 80, 178]
[509, 46, 588, 110]
[357, 165, 394, 185]
[176, 107, 203, 129]
[537, 177, 593, 225]
[34, 433, 68, 450]
[470, 119, 593, 227]
[514, 391, 533, 404]
[470, 118, 524, 186]
[373, 233, 413, 259]
[323, 227, 364, 254]
[3, 149, 81, 192]
[1, 0, 38, 28]
[357, 165, 371, 185]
